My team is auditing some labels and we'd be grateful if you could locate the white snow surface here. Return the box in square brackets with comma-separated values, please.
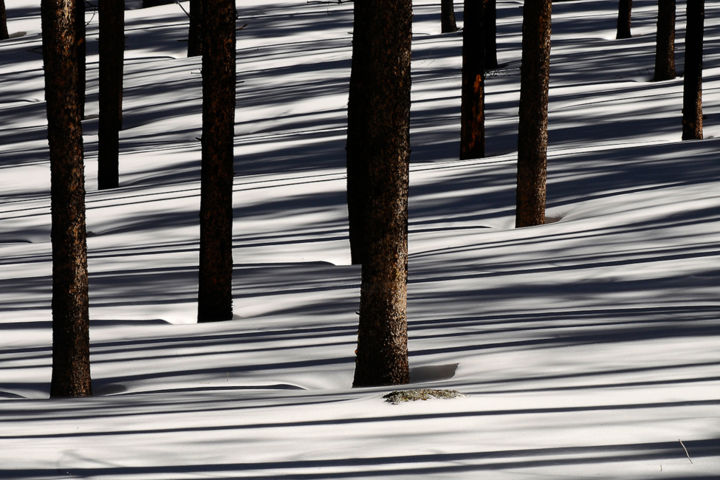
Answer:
[2, 0, 720, 478]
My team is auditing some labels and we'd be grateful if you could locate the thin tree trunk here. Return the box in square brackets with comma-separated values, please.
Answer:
[42, 0, 91, 398]
[198, 0, 236, 322]
[460, 0, 485, 159]
[441, 0, 457, 33]
[616, 0, 632, 39]
[348, 0, 412, 387]
[0, 0, 9, 40]
[682, 0, 703, 140]
[76, 0, 85, 118]
[515, 0, 551, 228]
[654, 0, 676, 81]
[484, 0, 497, 70]
[188, 0, 202, 57]
[98, 0, 124, 190]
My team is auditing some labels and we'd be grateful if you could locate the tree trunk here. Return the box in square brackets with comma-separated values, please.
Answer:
[188, 0, 202, 57]
[682, 0, 703, 140]
[616, 0, 632, 39]
[515, 0, 551, 228]
[198, 0, 236, 323]
[42, 0, 92, 398]
[654, 0, 675, 81]
[75, 0, 85, 118]
[484, 0, 498, 70]
[441, 0, 457, 33]
[348, 0, 412, 388]
[460, 0, 485, 159]
[98, 0, 124, 190]
[0, 0, 9, 40]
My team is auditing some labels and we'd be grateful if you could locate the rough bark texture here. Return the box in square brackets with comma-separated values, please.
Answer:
[484, 0, 498, 70]
[198, 0, 236, 322]
[188, 0, 202, 57]
[347, 0, 412, 387]
[616, 0, 632, 39]
[0, 0, 9, 40]
[441, 0, 457, 33]
[75, 0, 85, 118]
[682, 0, 703, 140]
[42, 0, 92, 398]
[654, 0, 676, 81]
[98, 0, 124, 190]
[460, 0, 485, 159]
[516, 0, 551, 228]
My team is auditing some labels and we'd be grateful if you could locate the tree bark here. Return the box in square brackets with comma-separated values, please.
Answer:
[75, 0, 85, 118]
[98, 0, 124, 190]
[42, 0, 91, 398]
[188, 0, 202, 57]
[515, 0, 551, 228]
[654, 0, 676, 81]
[483, 0, 498, 70]
[460, 0, 485, 159]
[682, 0, 703, 140]
[441, 0, 457, 33]
[348, 0, 412, 387]
[198, 0, 236, 322]
[616, 0, 632, 39]
[0, 0, 9, 40]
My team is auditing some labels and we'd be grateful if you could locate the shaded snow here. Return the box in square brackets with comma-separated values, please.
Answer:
[1, 0, 720, 478]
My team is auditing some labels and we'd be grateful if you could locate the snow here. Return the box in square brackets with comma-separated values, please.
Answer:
[2, 0, 720, 478]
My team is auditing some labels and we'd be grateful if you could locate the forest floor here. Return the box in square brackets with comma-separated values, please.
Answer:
[2, 0, 720, 478]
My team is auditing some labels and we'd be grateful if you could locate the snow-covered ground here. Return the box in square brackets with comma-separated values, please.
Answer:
[2, 0, 720, 478]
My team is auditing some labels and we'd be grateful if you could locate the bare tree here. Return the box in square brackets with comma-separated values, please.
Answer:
[42, 0, 92, 398]
[198, 0, 236, 322]
[98, 0, 125, 189]
[0, 0, 9, 40]
[347, 0, 412, 387]
[484, 0, 497, 70]
[460, 0, 485, 159]
[76, 0, 85, 118]
[682, 0, 703, 140]
[654, 0, 676, 81]
[188, 0, 202, 57]
[441, 0, 457, 33]
[616, 0, 632, 39]
[516, 0, 551, 228]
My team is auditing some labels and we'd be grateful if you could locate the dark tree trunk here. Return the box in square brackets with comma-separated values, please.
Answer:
[188, 0, 202, 57]
[682, 0, 703, 140]
[198, 0, 236, 322]
[483, 0, 497, 70]
[441, 0, 457, 33]
[616, 0, 632, 39]
[76, 0, 85, 118]
[654, 0, 676, 81]
[347, 0, 412, 387]
[0, 0, 9, 40]
[515, 0, 551, 228]
[42, 0, 91, 398]
[98, 0, 124, 190]
[460, 0, 485, 159]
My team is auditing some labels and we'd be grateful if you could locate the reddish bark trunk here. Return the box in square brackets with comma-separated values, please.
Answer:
[460, 0, 485, 159]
